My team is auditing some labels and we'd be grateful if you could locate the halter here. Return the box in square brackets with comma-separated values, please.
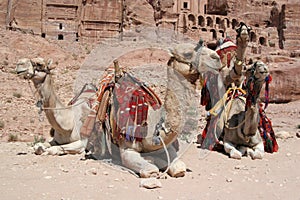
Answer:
[168, 54, 195, 72]
[168, 46, 204, 72]
[26, 64, 95, 122]
[245, 62, 271, 110]
[235, 22, 251, 39]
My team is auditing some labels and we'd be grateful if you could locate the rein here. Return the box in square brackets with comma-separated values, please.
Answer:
[245, 65, 272, 110]
[28, 76, 95, 113]
[169, 46, 204, 72]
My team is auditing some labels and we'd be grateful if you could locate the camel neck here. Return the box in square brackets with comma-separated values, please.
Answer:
[38, 75, 63, 109]
[236, 40, 248, 61]
[244, 105, 259, 137]
[36, 74, 73, 134]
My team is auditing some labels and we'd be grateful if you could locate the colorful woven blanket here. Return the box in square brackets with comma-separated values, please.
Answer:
[215, 39, 237, 68]
[113, 73, 162, 142]
[258, 103, 279, 153]
[80, 67, 162, 143]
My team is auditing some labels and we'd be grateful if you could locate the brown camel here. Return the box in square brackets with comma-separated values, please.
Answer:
[218, 22, 252, 88]
[222, 61, 270, 159]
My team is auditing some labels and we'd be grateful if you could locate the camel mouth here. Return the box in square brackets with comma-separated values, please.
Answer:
[16, 68, 29, 78]
[16, 69, 27, 75]
[240, 32, 249, 39]
[15, 68, 33, 79]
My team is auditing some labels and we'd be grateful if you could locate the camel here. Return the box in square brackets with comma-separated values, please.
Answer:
[196, 22, 252, 148]
[217, 22, 252, 88]
[16, 45, 221, 178]
[86, 45, 223, 178]
[162, 24, 273, 159]
[16, 57, 96, 155]
[222, 61, 270, 159]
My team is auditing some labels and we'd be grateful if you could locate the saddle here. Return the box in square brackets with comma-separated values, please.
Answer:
[80, 66, 162, 144]
[200, 84, 279, 153]
[215, 39, 237, 68]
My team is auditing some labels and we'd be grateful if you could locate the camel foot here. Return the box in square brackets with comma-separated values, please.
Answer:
[120, 148, 160, 178]
[230, 149, 242, 159]
[46, 146, 65, 155]
[140, 165, 160, 178]
[168, 159, 186, 178]
[248, 149, 264, 159]
[33, 142, 51, 155]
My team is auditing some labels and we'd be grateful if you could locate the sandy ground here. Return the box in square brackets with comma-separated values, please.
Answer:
[0, 114, 299, 200]
[0, 27, 300, 200]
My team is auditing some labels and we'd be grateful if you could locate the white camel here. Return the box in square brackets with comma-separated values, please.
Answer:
[16, 58, 96, 155]
[16, 45, 222, 178]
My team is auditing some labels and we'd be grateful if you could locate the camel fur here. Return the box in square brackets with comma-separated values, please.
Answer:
[16, 47, 221, 178]
[222, 61, 270, 159]
[220, 22, 252, 88]
[16, 58, 96, 155]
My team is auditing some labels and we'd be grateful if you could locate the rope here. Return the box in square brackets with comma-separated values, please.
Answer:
[225, 118, 246, 130]
[171, 132, 197, 166]
[41, 96, 94, 111]
[98, 159, 140, 178]
[27, 80, 96, 111]
[156, 134, 171, 179]
[206, 86, 247, 130]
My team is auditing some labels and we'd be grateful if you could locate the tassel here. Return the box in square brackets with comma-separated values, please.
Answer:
[264, 75, 272, 109]
[135, 93, 144, 140]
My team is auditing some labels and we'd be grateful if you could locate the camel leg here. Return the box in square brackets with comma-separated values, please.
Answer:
[224, 142, 242, 159]
[33, 142, 51, 155]
[34, 139, 88, 155]
[247, 142, 264, 159]
[120, 148, 159, 178]
[237, 146, 247, 156]
[152, 145, 186, 177]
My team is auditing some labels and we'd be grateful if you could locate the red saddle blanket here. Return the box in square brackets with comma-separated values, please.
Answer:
[80, 68, 162, 143]
[113, 73, 162, 142]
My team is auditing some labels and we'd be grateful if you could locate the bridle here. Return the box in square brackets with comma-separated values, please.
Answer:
[26, 63, 95, 120]
[245, 61, 270, 109]
[235, 22, 251, 39]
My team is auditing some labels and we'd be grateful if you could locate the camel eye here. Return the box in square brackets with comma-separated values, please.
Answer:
[36, 64, 44, 71]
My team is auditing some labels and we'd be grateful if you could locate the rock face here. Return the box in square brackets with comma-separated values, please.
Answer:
[0, 0, 299, 102]
[124, 0, 155, 28]
[269, 63, 300, 103]
[1, 0, 299, 51]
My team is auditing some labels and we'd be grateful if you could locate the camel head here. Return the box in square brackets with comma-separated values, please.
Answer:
[236, 22, 251, 44]
[246, 60, 269, 82]
[167, 43, 222, 86]
[245, 61, 270, 107]
[16, 57, 55, 84]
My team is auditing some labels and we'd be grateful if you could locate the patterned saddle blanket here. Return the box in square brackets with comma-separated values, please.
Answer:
[80, 67, 162, 144]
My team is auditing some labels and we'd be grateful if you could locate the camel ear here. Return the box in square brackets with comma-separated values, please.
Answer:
[47, 59, 55, 70]
[168, 48, 174, 57]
